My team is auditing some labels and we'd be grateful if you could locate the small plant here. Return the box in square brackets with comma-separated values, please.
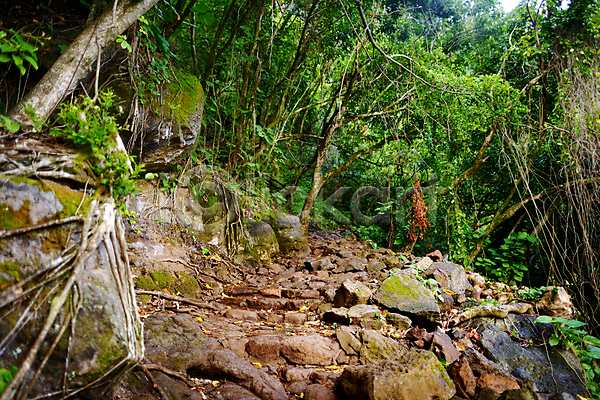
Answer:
[535, 315, 600, 397]
[0, 29, 43, 75]
[518, 286, 548, 300]
[0, 116, 19, 132]
[474, 231, 536, 285]
[159, 175, 179, 194]
[481, 298, 499, 306]
[51, 90, 141, 201]
[116, 35, 132, 52]
[0, 366, 18, 394]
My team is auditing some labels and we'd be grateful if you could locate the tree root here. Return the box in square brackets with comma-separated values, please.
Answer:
[136, 290, 221, 311]
[143, 363, 196, 387]
[450, 302, 533, 326]
[0, 215, 83, 239]
[138, 364, 169, 400]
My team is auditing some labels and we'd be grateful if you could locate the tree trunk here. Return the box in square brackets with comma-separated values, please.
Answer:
[7, 0, 160, 128]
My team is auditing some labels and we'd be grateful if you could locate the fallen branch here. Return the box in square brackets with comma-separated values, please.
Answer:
[450, 303, 533, 326]
[135, 290, 221, 311]
[143, 363, 196, 387]
[138, 364, 169, 400]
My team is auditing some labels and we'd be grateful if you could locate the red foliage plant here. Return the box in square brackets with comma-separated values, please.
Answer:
[406, 177, 430, 250]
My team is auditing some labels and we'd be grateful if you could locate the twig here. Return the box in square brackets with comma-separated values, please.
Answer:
[138, 364, 169, 400]
[0, 215, 83, 239]
[135, 290, 221, 311]
[143, 363, 196, 387]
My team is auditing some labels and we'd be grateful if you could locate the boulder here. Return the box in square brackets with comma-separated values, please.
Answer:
[336, 326, 362, 356]
[144, 313, 221, 372]
[373, 269, 441, 322]
[432, 332, 461, 364]
[118, 369, 205, 400]
[245, 335, 283, 365]
[0, 148, 143, 400]
[535, 287, 574, 318]
[347, 304, 380, 321]
[334, 279, 372, 307]
[122, 71, 205, 172]
[339, 348, 456, 400]
[304, 256, 335, 271]
[217, 382, 263, 400]
[323, 307, 350, 325]
[426, 261, 471, 295]
[188, 349, 288, 400]
[357, 329, 407, 364]
[386, 313, 412, 330]
[335, 257, 368, 272]
[281, 334, 341, 366]
[475, 322, 587, 399]
[244, 220, 280, 266]
[415, 256, 433, 270]
[266, 212, 309, 255]
[304, 384, 338, 400]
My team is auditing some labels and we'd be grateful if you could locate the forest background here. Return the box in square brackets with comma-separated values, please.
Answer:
[1, 0, 599, 345]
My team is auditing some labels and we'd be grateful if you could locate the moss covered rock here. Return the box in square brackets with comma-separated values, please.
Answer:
[0, 170, 142, 398]
[242, 220, 279, 267]
[373, 269, 441, 322]
[124, 71, 205, 172]
[265, 212, 308, 255]
[340, 348, 456, 400]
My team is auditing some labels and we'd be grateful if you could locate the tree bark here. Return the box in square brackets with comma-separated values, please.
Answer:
[7, 0, 160, 128]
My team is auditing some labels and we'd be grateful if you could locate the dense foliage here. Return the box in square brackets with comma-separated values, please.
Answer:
[1, 0, 600, 390]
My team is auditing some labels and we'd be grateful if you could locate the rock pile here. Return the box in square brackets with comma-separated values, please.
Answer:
[115, 227, 588, 400]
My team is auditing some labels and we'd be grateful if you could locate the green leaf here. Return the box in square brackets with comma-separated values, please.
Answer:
[0, 43, 16, 52]
[22, 54, 38, 70]
[555, 317, 586, 328]
[586, 345, 600, 359]
[583, 335, 600, 347]
[549, 336, 559, 346]
[534, 315, 553, 324]
[1, 116, 20, 132]
[0, 54, 10, 62]
[11, 54, 25, 75]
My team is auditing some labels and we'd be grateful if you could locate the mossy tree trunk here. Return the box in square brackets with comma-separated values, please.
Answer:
[7, 0, 159, 128]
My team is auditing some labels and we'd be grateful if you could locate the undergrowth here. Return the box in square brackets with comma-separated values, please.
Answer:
[50, 90, 142, 202]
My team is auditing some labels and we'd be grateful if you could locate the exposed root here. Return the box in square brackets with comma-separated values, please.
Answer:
[449, 303, 533, 326]
[136, 289, 221, 311]
[138, 364, 169, 400]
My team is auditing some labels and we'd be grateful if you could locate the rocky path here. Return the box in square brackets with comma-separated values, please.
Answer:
[115, 229, 589, 400]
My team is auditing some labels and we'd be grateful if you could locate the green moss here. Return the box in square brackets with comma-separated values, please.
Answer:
[379, 274, 429, 301]
[163, 73, 204, 124]
[150, 270, 176, 287]
[174, 272, 200, 297]
[0, 175, 91, 228]
[144, 71, 204, 125]
[0, 261, 21, 287]
[135, 275, 159, 291]
[42, 180, 89, 218]
[0, 200, 32, 230]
